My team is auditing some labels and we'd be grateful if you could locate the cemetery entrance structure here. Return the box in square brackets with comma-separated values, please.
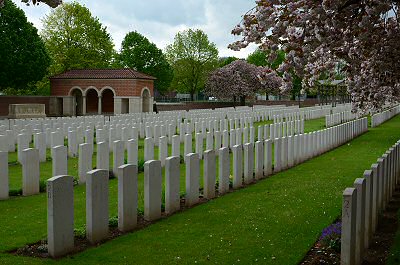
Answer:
[50, 69, 155, 116]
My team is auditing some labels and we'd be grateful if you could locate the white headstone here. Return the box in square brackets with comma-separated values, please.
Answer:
[34, 132, 47, 162]
[354, 178, 366, 265]
[255, 141, 263, 180]
[184, 134, 192, 162]
[203, 150, 216, 199]
[52, 145, 68, 177]
[165, 156, 180, 214]
[0, 152, 9, 200]
[218, 147, 230, 195]
[22, 148, 40, 196]
[117, 164, 138, 232]
[96, 141, 110, 172]
[244, 143, 254, 184]
[144, 160, 162, 221]
[17, 134, 29, 163]
[185, 153, 200, 207]
[159, 136, 168, 166]
[195, 133, 203, 159]
[127, 139, 138, 166]
[206, 132, 213, 151]
[78, 143, 92, 184]
[171, 135, 180, 158]
[86, 169, 109, 244]
[232, 144, 243, 189]
[47, 175, 74, 258]
[341, 187, 357, 265]
[67, 130, 78, 158]
[113, 140, 124, 176]
[144, 137, 154, 162]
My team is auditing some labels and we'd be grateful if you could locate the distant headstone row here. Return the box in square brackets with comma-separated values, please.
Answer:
[371, 105, 400, 127]
[326, 111, 356, 127]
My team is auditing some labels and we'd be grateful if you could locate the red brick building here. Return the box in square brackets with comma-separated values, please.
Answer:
[50, 69, 155, 116]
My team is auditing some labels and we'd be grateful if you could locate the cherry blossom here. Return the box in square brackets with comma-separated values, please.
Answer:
[230, 0, 400, 113]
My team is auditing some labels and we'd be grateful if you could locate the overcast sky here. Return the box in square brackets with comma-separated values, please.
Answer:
[15, 0, 258, 58]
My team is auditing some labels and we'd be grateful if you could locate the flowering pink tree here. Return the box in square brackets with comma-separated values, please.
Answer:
[229, 1, 400, 113]
[205, 60, 261, 105]
[205, 59, 281, 105]
[258, 67, 283, 97]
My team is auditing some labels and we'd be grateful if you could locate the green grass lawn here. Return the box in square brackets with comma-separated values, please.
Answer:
[2, 115, 395, 264]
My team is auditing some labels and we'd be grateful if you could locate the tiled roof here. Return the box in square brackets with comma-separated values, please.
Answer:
[50, 68, 156, 80]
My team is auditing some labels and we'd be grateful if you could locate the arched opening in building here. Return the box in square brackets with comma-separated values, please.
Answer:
[142, 88, 150, 112]
[86, 88, 98, 114]
[101, 88, 114, 114]
[70, 88, 83, 116]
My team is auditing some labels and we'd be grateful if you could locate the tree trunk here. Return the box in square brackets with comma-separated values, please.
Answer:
[190, 92, 194, 101]
[240, 96, 245, 106]
[298, 92, 301, 108]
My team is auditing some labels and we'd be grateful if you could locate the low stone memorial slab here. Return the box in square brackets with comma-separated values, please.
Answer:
[9, 104, 46, 119]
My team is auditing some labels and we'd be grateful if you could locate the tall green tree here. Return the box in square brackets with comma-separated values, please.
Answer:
[219, 56, 238, 67]
[165, 29, 218, 101]
[247, 49, 285, 69]
[118, 31, 173, 94]
[0, 0, 50, 93]
[41, 1, 114, 74]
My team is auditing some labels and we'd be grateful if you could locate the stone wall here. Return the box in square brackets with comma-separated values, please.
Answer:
[0, 96, 57, 118]
[156, 99, 323, 112]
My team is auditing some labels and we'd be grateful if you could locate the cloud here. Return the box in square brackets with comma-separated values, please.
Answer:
[15, 0, 258, 58]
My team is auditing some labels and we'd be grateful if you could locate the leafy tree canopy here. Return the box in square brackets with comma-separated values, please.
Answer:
[247, 49, 285, 69]
[219, 56, 238, 67]
[0, 0, 50, 93]
[166, 29, 219, 100]
[41, 1, 114, 74]
[118, 31, 173, 94]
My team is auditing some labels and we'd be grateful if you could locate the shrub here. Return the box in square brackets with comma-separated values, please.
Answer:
[319, 221, 341, 252]
[39, 180, 47, 193]
[9, 189, 22, 196]
[109, 216, 118, 227]
[74, 226, 86, 238]
[109, 170, 116, 180]
[138, 159, 145, 173]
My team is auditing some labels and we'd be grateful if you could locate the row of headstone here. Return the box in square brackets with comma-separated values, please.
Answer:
[341, 139, 400, 265]
[0, 102, 352, 157]
[273, 118, 368, 173]
[0, 113, 367, 200]
[325, 111, 356, 127]
[46, 115, 366, 258]
[371, 105, 400, 127]
[0, 103, 352, 139]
